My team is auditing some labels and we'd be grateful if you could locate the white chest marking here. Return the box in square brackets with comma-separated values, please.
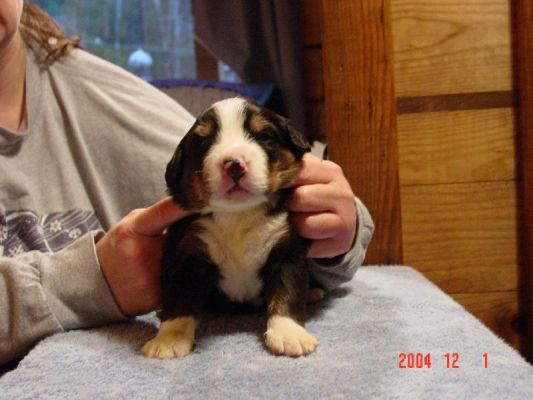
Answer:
[198, 209, 289, 302]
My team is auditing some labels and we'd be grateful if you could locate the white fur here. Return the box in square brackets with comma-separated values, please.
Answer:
[203, 98, 269, 212]
[198, 207, 289, 303]
[264, 315, 319, 356]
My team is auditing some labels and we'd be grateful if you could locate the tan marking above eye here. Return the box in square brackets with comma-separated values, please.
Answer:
[249, 114, 270, 133]
[195, 121, 214, 137]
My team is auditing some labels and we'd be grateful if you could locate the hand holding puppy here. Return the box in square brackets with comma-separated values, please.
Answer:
[96, 197, 191, 317]
[96, 154, 356, 317]
[290, 153, 357, 259]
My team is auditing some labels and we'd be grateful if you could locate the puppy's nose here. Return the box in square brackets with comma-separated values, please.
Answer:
[223, 158, 247, 183]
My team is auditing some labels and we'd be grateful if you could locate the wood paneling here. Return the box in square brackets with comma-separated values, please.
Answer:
[398, 108, 516, 186]
[306, 101, 326, 142]
[391, 0, 512, 97]
[194, 40, 218, 80]
[301, 0, 324, 142]
[322, 0, 402, 265]
[303, 48, 323, 101]
[514, 0, 533, 362]
[301, 0, 322, 46]
[397, 90, 517, 114]
[454, 291, 522, 349]
[401, 181, 519, 294]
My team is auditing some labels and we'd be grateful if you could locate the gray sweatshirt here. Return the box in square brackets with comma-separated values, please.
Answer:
[0, 48, 374, 365]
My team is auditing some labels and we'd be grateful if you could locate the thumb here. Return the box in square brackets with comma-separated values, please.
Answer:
[131, 197, 192, 236]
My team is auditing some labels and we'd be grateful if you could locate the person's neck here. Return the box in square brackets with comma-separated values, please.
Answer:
[0, 32, 26, 133]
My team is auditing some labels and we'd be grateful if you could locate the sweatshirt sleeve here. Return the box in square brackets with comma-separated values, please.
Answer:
[0, 231, 126, 365]
[308, 197, 374, 290]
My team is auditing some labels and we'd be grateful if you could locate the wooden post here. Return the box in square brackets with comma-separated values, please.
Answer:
[321, 0, 402, 264]
[515, 0, 533, 362]
[194, 39, 219, 80]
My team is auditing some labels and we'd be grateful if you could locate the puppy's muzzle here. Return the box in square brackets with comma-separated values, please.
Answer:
[223, 158, 247, 183]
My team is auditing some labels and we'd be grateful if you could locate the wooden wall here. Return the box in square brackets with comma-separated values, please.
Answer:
[301, 0, 523, 351]
[302, 0, 326, 142]
[393, 0, 521, 349]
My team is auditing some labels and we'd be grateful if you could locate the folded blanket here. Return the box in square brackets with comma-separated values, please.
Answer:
[1, 266, 532, 399]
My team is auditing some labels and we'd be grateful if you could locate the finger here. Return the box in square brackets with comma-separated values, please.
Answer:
[289, 184, 343, 213]
[131, 197, 193, 236]
[293, 212, 344, 240]
[294, 154, 342, 186]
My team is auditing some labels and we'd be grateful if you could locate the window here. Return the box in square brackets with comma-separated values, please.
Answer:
[30, 0, 239, 82]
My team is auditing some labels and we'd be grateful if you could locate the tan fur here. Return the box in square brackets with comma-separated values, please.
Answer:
[191, 172, 209, 206]
[269, 150, 300, 192]
[142, 317, 197, 359]
[249, 113, 271, 133]
[197, 207, 289, 303]
[195, 120, 215, 137]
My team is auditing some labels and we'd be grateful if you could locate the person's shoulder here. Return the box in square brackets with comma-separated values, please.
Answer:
[56, 49, 149, 92]
[51, 49, 193, 118]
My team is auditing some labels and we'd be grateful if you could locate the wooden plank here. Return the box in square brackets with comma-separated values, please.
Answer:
[306, 101, 326, 142]
[301, 0, 323, 46]
[401, 181, 519, 293]
[194, 39, 219, 80]
[303, 48, 323, 101]
[322, 0, 402, 265]
[514, 0, 533, 363]
[453, 291, 522, 350]
[391, 0, 512, 96]
[397, 91, 517, 114]
[398, 108, 516, 186]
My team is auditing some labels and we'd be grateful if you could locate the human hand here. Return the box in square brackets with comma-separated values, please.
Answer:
[289, 154, 357, 259]
[96, 197, 192, 316]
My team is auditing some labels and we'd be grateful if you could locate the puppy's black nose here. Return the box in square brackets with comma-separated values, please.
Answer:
[223, 158, 247, 183]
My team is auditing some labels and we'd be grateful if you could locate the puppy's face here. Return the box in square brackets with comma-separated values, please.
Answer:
[166, 98, 310, 212]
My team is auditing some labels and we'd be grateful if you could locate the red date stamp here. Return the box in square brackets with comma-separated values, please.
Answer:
[398, 353, 489, 368]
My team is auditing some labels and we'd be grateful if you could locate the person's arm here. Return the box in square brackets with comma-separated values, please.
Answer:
[289, 154, 375, 290]
[307, 197, 374, 290]
[0, 197, 191, 366]
[0, 231, 124, 365]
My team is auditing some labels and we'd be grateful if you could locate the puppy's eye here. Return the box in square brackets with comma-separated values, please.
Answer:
[255, 131, 272, 143]
[199, 137, 212, 150]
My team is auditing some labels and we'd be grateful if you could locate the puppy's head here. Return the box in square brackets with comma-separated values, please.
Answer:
[166, 98, 310, 212]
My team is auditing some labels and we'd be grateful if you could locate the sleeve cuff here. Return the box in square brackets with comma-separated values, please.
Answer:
[39, 231, 127, 331]
[308, 197, 375, 290]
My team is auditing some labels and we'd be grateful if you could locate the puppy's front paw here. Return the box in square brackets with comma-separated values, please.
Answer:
[264, 315, 318, 357]
[142, 334, 194, 359]
[142, 317, 196, 360]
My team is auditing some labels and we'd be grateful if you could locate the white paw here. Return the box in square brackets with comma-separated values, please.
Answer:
[142, 317, 196, 360]
[264, 315, 318, 357]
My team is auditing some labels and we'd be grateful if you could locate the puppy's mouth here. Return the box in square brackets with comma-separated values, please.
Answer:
[227, 184, 249, 195]
[210, 181, 267, 210]
[223, 183, 258, 202]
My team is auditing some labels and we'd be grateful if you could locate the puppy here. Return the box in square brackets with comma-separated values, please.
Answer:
[142, 97, 319, 359]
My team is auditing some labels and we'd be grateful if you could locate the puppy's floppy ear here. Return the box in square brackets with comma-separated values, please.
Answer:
[285, 124, 311, 158]
[258, 104, 311, 158]
[165, 133, 190, 209]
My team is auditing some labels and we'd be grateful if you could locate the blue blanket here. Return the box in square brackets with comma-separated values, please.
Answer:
[1, 266, 532, 399]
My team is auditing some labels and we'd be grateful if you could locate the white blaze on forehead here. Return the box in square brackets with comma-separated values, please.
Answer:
[212, 97, 248, 140]
[203, 98, 270, 210]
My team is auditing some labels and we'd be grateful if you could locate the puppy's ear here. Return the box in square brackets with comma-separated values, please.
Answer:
[286, 124, 311, 158]
[165, 133, 191, 209]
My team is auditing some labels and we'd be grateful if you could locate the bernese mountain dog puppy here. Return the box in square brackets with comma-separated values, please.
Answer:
[142, 97, 320, 359]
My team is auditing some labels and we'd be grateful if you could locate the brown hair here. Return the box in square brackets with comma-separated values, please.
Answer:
[19, 3, 80, 65]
